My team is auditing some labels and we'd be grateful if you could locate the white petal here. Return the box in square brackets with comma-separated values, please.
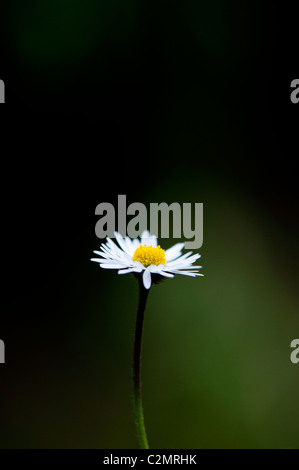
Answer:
[147, 264, 161, 273]
[141, 230, 150, 241]
[90, 258, 116, 263]
[166, 252, 194, 265]
[158, 270, 174, 278]
[93, 250, 104, 256]
[141, 230, 152, 246]
[114, 232, 130, 254]
[164, 243, 185, 261]
[123, 237, 136, 255]
[167, 270, 204, 277]
[94, 252, 115, 261]
[105, 237, 118, 253]
[118, 268, 138, 274]
[105, 237, 130, 259]
[167, 264, 202, 270]
[101, 239, 132, 263]
[133, 261, 145, 272]
[167, 253, 201, 269]
[100, 263, 126, 269]
[147, 265, 174, 278]
[143, 268, 152, 289]
[149, 234, 158, 247]
[139, 231, 157, 247]
[173, 271, 198, 277]
[132, 238, 141, 251]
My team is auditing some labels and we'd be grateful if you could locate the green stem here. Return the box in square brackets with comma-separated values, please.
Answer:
[133, 280, 149, 449]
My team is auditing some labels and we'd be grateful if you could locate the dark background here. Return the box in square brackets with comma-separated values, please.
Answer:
[0, 1, 299, 448]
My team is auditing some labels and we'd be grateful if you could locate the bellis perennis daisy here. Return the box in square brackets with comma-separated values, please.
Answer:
[91, 230, 203, 289]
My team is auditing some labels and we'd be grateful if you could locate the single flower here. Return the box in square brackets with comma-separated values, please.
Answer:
[91, 230, 204, 448]
[91, 230, 203, 289]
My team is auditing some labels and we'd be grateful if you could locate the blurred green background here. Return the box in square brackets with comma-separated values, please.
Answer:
[0, 0, 298, 450]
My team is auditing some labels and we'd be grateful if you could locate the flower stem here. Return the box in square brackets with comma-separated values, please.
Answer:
[133, 280, 149, 449]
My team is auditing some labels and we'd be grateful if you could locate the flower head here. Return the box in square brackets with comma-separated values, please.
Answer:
[91, 231, 203, 289]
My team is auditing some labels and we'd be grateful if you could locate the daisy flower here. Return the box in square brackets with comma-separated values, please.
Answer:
[91, 230, 203, 289]
[91, 230, 204, 449]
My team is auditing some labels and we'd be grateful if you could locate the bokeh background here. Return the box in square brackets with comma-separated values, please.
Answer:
[0, 0, 299, 449]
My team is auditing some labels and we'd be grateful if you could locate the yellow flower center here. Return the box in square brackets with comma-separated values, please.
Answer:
[132, 244, 166, 268]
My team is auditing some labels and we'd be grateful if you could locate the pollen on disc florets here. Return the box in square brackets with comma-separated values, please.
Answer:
[132, 244, 166, 268]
